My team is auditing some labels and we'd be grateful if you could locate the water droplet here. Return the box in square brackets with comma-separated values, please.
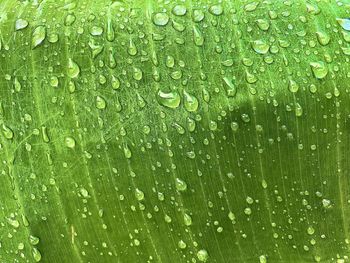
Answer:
[261, 179, 268, 189]
[246, 72, 257, 84]
[178, 240, 187, 249]
[80, 188, 89, 198]
[90, 26, 103, 36]
[112, 75, 120, 90]
[32, 26, 46, 49]
[244, 207, 252, 215]
[15, 19, 28, 30]
[316, 31, 330, 46]
[29, 235, 40, 245]
[67, 59, 80, 78]
[252, 40, 269, 54]
[157, 90, 181, 109]
[288, 80, 299, 93]
[228, 211, 235, 221]
[244, 2, 259, 12]
[295, 103, 303, 117]
[41, 126, 50, 143]
[175, 178, 187, 191]
[183, 90, 199, 112]
[172, 5, 187, 16]
[337, 18, 350, 31]
[223, 77, 237, 97]
[310, 61, 328, 79]
[183, 213, 192, 226]
[106, 19, 115, 42]
[123, 144, 132, 159]
[135, 188, 144, 201]
[2, 124, 14, 139]
[32, 247, 42, 262]
[193, 26, 204, 46]
[14, 77, 21, 92]
[153, 13, 169, 26]
[133, 67, 143, 81]
[165, 55, 175, 68]
[209, 5, 223, 16]
[96, 96, 106, 110]
[128, 39, 137, 56]
[193, 10, 205, 22]
[259, 255, 267, 263]
[307, 226, 315, 235]
[65, 137, 76, 148]
[50, 76, 59, 88]
[197, 249, 209, 262]
[256, 19, 269, 31]
[64, 14, 76, 26]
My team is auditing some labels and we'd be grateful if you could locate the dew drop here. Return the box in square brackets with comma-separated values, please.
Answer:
[157, 90, 181, 109]
[175, 178, 187, 191]
[197, 249, 209, 262]
[65, 137, 76, 148]
[252, 40, 269, 54]
[223, 77, 237, 97]
[288, 80, 299, 93]
[337, 18, 350, 31]
[15, 19, 28, 30]
[310, 61, 328, 79]
[32, 26, 46, 49]
[183, 90, 199, 112]
[135, 188, 144, 201]
[67, 59, 80, 78]
[153, 13, 169, 26]
[96, 96, 106, 110]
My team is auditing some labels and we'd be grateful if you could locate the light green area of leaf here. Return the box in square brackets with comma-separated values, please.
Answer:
[0, 0, 350, 262]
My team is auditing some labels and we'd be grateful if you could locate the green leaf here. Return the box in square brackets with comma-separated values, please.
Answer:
[0, 1, 350, 262]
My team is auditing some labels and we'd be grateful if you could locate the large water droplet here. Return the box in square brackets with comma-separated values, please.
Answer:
[288, 80, 299, 93]
[157, 90, 181, 109]
[175, 178, 187, 191]
[223, 77, 237, 97]
[15, 19, 28, 30]
[252, 40, 269, 54]
[32, 26, 46, 49]
[337, 18, 350, 31]
[183, 90, 199, 112]
[172, 5, 187, 16]
[310, 61, 328, 79]
[96, 96, 106, 110]
[67, 59, 80, 78]
[197, 249, 209, 262]
[65, 137, 76, 148]
[153, 13, 169, 26]
[316, 31, 330, 46]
